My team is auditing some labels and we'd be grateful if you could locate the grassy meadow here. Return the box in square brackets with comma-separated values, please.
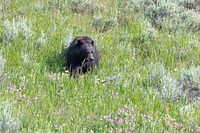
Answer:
[0, 0, 200, 132]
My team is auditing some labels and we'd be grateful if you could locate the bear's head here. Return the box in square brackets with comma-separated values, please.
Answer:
[74, 36, 96, 62]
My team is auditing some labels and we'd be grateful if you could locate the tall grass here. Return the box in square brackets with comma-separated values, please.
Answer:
[0, 0, 199, 132]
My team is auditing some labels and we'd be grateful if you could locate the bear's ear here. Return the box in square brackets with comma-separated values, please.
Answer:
[91, 40, 94, 46]
[77, 39, 83, 46]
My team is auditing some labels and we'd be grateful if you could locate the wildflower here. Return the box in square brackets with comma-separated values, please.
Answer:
[18, 93, 22, 98]
[118, 118, 123, 125]
[173, 122, 178, 128]
[23, 94, 26, 98]
[59, 108, 63, 114]
[34, 96, 38, 102]
[52, 76, 56, 81]
[180, 123, 183, 128]
[27, 99, 30, 105]
[165, 120, 170, 125]
[15, 89, 19, 93]
[125, 119, 129, 125]
[131, 127, 134, 131]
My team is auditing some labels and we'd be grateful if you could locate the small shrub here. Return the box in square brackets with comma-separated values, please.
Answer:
[144, 2, 184, 29]
[148, 63, 181, 101]
[137, 27, 158, 43]
[180, 10, 200, 33]
[92, 15, 118, 32]
[148, 63, 200, 103]
[34, 1, 45, 11]
[0, 0, 12, 16]
[34, 0, 68, 11]
[163, 10, 200, 33]
[178, 66, 200, 102]
[116, 0, 136, 24]
[0, 55, 6, 76]
[175, 47, 190, 62]
[68, 0, 103, 14]
[0, 102, 21, 133]
[131, 25, 158, 58]
[178, 0, 200, 13]
[3, 19, 19, 43]
[179, 104, 196, 118]
[63, 29, 73, 49]
[2, 18, 33, 44]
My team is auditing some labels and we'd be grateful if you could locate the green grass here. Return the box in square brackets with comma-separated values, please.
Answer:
[0, 0, 200, 132]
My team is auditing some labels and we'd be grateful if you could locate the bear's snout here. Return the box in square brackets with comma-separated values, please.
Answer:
[86, 51, 94, 61]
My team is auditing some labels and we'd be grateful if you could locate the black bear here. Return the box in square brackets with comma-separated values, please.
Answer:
[65, 36, 99, 77]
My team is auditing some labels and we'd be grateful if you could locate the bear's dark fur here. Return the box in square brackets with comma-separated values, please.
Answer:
[65, 36, 99, 77]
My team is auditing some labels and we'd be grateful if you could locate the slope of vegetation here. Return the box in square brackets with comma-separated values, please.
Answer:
[0, 0, 200, 132]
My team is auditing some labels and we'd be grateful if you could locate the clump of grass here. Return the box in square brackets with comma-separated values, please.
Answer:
[68, 0, 103, 14]
[163, 10, 200, 33]
[142, 0, 200, 33]
[0, 0, 12, 16]
[0, 55, 6, 76]
[131, 23, 158, 58]
[62, 29, 73, 49]
[37, 31, 47, 48]
[92, 14, 118, 32]
[148, 63, 200, 103]
[135, 26, 158, 43]
[178, 66, 200, 103]
[116, 0, 136, 24]
[2, 18, 33, 44]
[179, 104, 200, 131]
[121, 0, 151, 13]
[180, 104, 196, 118]
[148, 63, 181, 101]
[178, 0, 200, 13]
[3, 19, 19, 44]
[62, 30, 73, 70]
[0, 102, 21, 133]
[34, 0, 68, 12]
[34, 1, 45, 12]
[144, 2, 185, 29]
[179, 10, 200, 33]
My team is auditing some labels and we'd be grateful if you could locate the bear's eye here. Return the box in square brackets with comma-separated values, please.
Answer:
[86, 51, 94, 54]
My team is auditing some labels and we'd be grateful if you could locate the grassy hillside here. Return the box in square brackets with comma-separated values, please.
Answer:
[0, 0, 200, 132]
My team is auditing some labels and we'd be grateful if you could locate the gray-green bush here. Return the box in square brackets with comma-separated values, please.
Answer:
[0, 102, 21, 133]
